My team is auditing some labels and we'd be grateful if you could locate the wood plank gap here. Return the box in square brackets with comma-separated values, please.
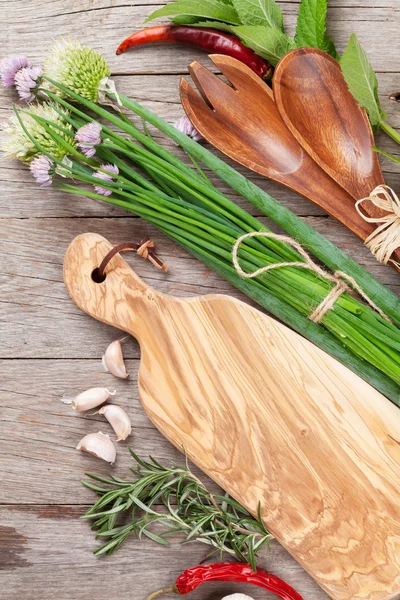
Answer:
[9, 3, 165, 21]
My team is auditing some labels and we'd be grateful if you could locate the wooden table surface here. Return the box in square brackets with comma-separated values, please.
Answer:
[0, 2, 399, 599]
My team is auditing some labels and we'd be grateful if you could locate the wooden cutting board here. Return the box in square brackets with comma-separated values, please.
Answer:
[64, 233, 400, 600]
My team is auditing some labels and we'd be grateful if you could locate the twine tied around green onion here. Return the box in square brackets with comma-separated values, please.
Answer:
[232, 232, 392, 324]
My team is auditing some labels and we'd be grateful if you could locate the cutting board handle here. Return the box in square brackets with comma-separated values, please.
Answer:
[63, 233, 162, 338]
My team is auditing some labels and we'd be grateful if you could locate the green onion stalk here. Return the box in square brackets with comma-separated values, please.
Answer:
[9, 84, 400, 407]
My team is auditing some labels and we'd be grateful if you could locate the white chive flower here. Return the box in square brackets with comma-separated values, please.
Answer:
[43, 39, 111, 102]
[0, 103, 74, 163]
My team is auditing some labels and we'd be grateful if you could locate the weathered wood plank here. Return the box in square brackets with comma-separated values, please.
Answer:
[0, 173, 332, 218]
[1, 72, 398, 127]
[0, 72, 397, 115]
[0, 216, 398, 361]
[0, 503, 327, 600]
[0, 2, 399, 72]
[2, 0, 398, 19]
[0, 358, 174, 503]
[1, 148, 398, 218]
[0, 72, 399, 212]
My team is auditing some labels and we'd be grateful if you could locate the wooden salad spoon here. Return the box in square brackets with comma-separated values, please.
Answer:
[273, 47, 400, 266]
[180, 54, 374, 244]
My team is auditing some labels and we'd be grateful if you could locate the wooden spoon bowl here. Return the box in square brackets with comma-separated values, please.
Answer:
[273, 47, 400, 266]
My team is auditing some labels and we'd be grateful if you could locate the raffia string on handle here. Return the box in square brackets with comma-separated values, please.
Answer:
[355, 185, 400, 268]
[232, 231, 392, 324]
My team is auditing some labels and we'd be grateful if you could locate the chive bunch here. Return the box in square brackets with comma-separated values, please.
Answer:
[8, 76, 400, 405]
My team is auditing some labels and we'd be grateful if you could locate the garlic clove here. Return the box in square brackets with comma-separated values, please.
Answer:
[222, 595, 255, 600]
[65, 387, 116, 411]
[95, 405, 132, 441]
[102, 339, 129, 379]
[76, 432, 116, 464]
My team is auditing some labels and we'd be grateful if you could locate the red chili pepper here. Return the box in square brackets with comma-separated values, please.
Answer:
[147, 562, 304, 600]
[116, 26, 272, 80]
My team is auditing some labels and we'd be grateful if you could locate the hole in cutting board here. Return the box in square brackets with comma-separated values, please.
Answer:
[91, 268, 106, 283]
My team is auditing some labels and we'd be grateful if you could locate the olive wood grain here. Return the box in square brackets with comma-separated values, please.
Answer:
[180, 54, 374, 243]
[273, 47, 400, 266]
[64, 232, 400, 600]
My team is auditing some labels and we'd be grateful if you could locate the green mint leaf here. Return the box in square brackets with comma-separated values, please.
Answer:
[233, 25, 296, 66]
[295, 0, 338, 59]
[231, 0, 284, 31]
[340, 33, 387, 130]
[145, 0, 241, 25]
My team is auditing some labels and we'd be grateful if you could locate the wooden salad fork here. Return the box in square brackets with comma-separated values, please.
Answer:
[180, 54, 374, 244]
[273, 47, 400, 267]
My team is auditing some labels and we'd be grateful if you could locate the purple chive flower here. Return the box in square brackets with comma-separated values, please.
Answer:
[174, 116, 203, 142]
[14, 66, 43, 102]
[93, 163, 119, 196]
[0, 55, 33, 87]
[30, 155, 54, 187]
[75, 121, 102, 158]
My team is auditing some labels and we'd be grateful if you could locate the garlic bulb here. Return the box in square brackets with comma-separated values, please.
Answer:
[222, 595, 255, 600]
[76, 432, 116, 464]
[62, 387, 116, 411]
[102, 339, 128, 379]
[95, 405, 131, 441]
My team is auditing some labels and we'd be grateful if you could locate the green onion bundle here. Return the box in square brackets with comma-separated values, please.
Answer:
[1, 40, 399, 405]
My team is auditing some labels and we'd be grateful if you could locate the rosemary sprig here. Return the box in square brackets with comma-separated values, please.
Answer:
[82, 450, 272, 569]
